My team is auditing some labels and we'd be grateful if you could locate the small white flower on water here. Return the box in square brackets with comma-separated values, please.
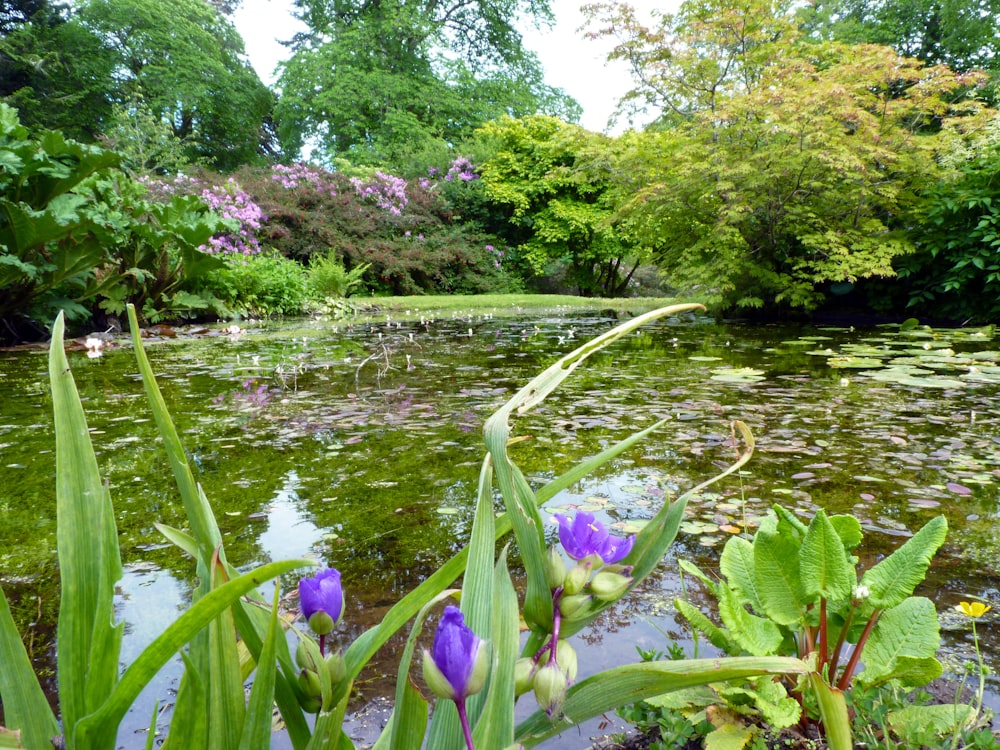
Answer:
[840, 377, 850, 387]
[85, 337, 104, 352]
[854, 585, 870, 600]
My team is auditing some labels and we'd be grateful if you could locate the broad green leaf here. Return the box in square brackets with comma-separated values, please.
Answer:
[73, 559, 312, 749]
[674, 599, 739, 654]
[887, 704, 977, 739]
[858, 597, 941, 688]
[829, 515, 863, 550]
[515, 656, 811, 747]
[49, 312, 124, 745]
[717, 585, 783, 656]
[859, 516, 947, 610]
[743, 677, 799, 728]
[799, 510, 853, 602]
[720, 536, 762, 612]
[239, 585, 283, 750]
[0, 585, 59, 750]
[753, 521, 805, 627]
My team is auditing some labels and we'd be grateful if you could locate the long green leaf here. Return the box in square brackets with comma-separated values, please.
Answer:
[209, 555, 247, 750]
[515, 657, 811, 747]
[808, 674, 852, 750]
[160, 653, 208, 750]
[238, 587, 282, 750]
[49, 312, 124, 745]
[471, 549, 519, 749]
[73, 559, 311, 748]
[799, 510, 853, 602]
[0, 586, 59, 749]
[126, 304, 224, 570]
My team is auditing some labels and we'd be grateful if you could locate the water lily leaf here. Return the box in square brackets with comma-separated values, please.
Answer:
[710, 367, 766, 384]
[945, 482, 972, 496]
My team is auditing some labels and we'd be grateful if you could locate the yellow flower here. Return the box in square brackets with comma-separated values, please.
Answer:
[956, 601, 992, 618]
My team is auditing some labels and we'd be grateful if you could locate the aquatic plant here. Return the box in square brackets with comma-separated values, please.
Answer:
[0, 302, 860, 749]
[671, 505, 949, 748]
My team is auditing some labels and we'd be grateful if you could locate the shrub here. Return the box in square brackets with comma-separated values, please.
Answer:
[202, 251, 310, 318]
[307, 254, 370, 299]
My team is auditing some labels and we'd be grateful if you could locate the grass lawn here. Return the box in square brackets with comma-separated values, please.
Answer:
[352, 294, 687, 320]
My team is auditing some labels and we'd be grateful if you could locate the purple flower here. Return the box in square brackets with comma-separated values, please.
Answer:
[299, 568, 343, 636]
[422, 606, 488, 702]
[553, 511, 634, 564]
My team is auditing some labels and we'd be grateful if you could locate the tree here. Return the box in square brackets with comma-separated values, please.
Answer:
[275, 0, 580, 166]
[0, 1, 117, 140]
[75, 0, 272, 170]
[797, 0, 1000, 73]
[587, 0, 987, 312]
[477, 115, 645, 296]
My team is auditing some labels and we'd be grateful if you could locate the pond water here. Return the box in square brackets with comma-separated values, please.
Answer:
[1, 303, 999, 746]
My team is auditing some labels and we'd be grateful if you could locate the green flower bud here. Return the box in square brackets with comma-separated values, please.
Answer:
[514, 657, 536, 697]
[307, 610, 336, 636]
[545, 546, 567, 590]
[296, 637, 320, 672]
[558, 593, 592, 620]
[555, 640, 578, 683]
[299, 695, 321, 714]
[325, 651, 347, 687]
[298, 668, 323, 699]
[589, 569, 632, 601]
[563, 560, 593, 596]
[533, 663, 568, 718]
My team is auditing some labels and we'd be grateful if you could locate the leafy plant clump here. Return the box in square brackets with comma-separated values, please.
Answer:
[661, 505, 961, 748]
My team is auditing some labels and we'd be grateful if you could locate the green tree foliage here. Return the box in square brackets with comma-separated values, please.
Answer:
[1, 0, 272, 170]
[0, 1, 118, 141]
[275, 0, 580, 166]
[797, 0, 1000, 73]
[74, 0, 273, 170]
[890, 114, 1000, 321]
[586, 0, 986, 312]
[476, 115, 644, 296]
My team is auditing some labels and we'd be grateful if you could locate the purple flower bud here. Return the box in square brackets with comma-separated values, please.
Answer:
[421, 606, 488, 702]
[553, 511, 634, 564]
[299, 568, 343, 635]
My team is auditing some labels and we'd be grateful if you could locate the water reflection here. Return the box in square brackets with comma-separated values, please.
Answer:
[2, 308, 1000, 746]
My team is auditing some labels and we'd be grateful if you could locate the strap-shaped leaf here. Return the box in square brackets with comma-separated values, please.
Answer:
[49, 312, 124, 744]
[515, 656, 811, 747]
[0, 585, 59, 749]
[72, 559, 311, 749]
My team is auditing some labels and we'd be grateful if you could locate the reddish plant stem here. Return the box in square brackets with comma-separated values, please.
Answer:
[837, 610, 881, 691]
[818, 598, 828, 671]
[457, 698, 475, 750]
[828, 607, 855, 683]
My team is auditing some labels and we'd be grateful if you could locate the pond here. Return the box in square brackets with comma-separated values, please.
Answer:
[1, 302, 999, 746]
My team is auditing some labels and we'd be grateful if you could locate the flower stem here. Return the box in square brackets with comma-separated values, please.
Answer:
[457, 698, 475, 750]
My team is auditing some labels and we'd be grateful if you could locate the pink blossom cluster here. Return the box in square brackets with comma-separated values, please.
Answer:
[445, 156, 477, 182]
[350, 171, 408, 215]
[199, 179, 266, 256]
[486, 244, 505, 269]
[270, 163, 337, 196]
[139, 174, 201, 202]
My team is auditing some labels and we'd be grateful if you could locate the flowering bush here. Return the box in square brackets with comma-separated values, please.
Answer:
[198, 179, 266, 256]
[349, 171, 408, 215]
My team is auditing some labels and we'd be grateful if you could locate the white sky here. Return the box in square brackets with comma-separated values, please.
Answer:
[231, 0, 668, 134]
